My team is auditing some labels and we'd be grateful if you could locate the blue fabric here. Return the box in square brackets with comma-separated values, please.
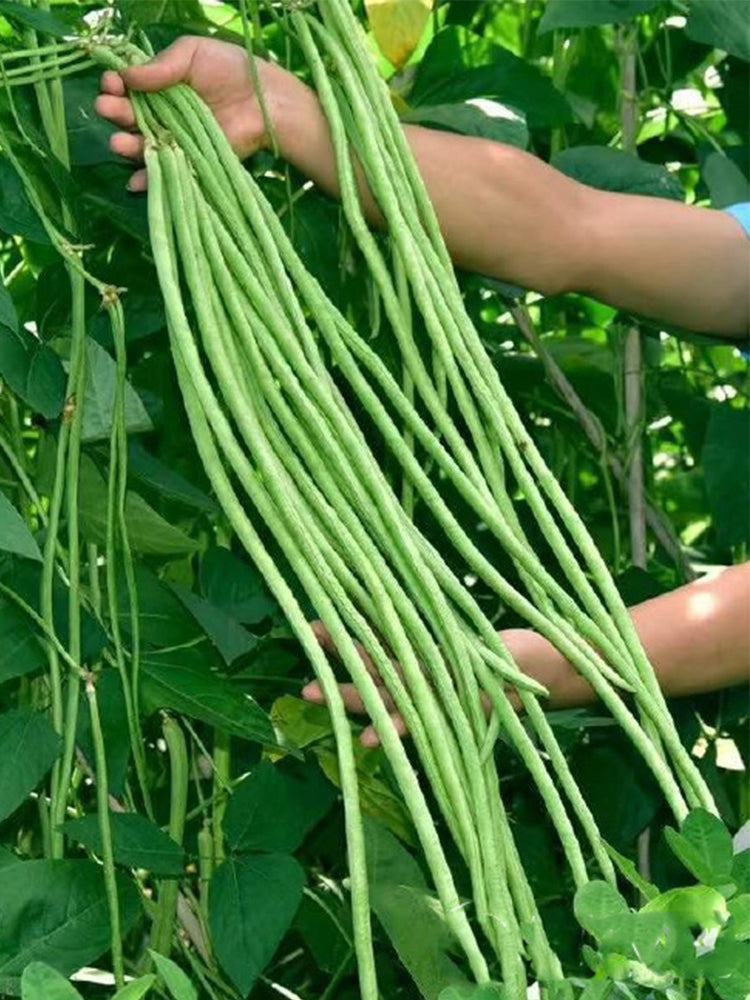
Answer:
[725, 202, 750, 238]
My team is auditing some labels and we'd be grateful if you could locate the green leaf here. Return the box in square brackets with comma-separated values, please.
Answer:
[411, 27, 572, 128]
[270, 695, 333, 749]
[702, 406, 750, 550]
[628, 910, 693, 973]
[603, 842, 659, 901]
[170, 584, 257, 666]
[117, 566, 202, 649]
[698, 935, 750, 1000]
[642, 885, 729, 930]
[0, 0, 77, 36]
[140, 646, 275, 745]
[127, 442, 216, 513]
[402, 100, 528, 148]
[686, 0, 750, 62]
[0, 491, 41, 562]
[112, 975, 157, 1000]
[78, 455, 198, 556]
[728, 893, 750, 940]
[61, 812, 186, 876]
[365, 819, 470, 999]
[224, 759, 336, 854]
[665, 809, 734, 886]
[0, 595, 46, 685]
[552, 146, 683, 200]
[539, 0, 658, 33]
[200, 547, 277, 625]
[0, 156, 50, 243]
[0, 324, 66, 418]
[64, 72, 119, 168]
[0, 860, 141, 977]
[703, 151, 750, 209]
[0, 709, 61, 823]
[80, 339, 153, 443]
[0, 281, 18, 334]
[732, 850, 750, 894]
[209, 854, 305, 995]
[149, 952, 197, 1000]
[21, 963, 83, 1000]
[574, 880, 631, 944]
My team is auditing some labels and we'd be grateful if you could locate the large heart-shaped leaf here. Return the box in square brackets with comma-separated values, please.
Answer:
[224, 759, 336, 854]
[209, 854, 305, 995]
[0, 860, 141, 977]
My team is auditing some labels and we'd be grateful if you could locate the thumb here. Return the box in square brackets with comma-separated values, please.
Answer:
[120, 36, 199, 93]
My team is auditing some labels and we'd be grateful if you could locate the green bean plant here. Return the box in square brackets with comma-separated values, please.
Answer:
[0, 1, 746, 999]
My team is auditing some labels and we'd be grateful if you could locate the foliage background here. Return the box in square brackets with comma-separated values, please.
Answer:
[0, 1, 747, 998]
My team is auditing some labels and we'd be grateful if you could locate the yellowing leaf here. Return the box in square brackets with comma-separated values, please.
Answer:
[365, 0, 433, 70]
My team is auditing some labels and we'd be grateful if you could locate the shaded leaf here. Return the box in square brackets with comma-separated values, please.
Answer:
[552, 146, 683, 200]
[0, 156, 50, 243]
[209, 854, 305, 995]
[0, 709, 61, 823]
[603, 842, 659, 901]
[0, 490, 41, 561]
[78, 455, 198, 556]
[402, 99, 528, 147]
[171, 584, 257, 666]
[200, 547, 277, 625]
[411, 27, 572, 128]
[140, 646, 275, 745]
[0, 860, 141, 977]
[703, 151, 750, 209]
[127, 441, 216, 513]
[61, 812, 186, 876]
[365, 819, 470, 999]
[224, 759, 336, 854]
[686, 1, 750, 62]
[0, 324, 66, 419]
[539, 0, 658, 33]
[0, 595, 46, 684]
[702, 406, 750, 550]
[80, 339, 153, 443]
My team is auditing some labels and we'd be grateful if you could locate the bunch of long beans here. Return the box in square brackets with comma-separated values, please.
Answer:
[89, 3, 713, 993]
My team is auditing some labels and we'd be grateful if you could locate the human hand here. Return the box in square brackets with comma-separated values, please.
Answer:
[95, 35, 313, 190]
[301, 624, 596, 747]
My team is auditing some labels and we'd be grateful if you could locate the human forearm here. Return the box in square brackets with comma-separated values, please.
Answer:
[510, 562, 750, 707]
[275, 96, 586, 295]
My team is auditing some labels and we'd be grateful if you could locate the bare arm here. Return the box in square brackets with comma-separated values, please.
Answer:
[278, 88, 749, 337]
[497, 561, 750, 709]
[96, 37, 750, 339]
[304, 563, 750, 745]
